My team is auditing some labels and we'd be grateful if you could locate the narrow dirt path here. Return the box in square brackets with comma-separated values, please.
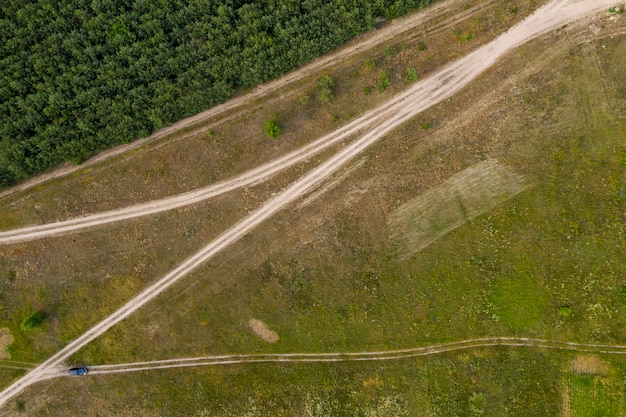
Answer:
[41, 337, 626, 378]
[0, 0, 616, 410]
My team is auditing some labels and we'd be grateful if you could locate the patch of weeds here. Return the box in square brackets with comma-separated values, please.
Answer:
[299, 93, 310, 105]
[316, 75, 335, 103]
[20, 311, 46, 332]
[490, 276, 548, 331]
[263, 115, 281, 139]
[456, 31, 476, 43]
[16, 400, 25, 412]
[619, 285, 626, 305]
[510, 6, 518, 14]
[331, 115, 339, 123]
[205, 130, 215, 138]
[405, 68, 418, 83]
[417, 42, 427, 51]
[344, 113, 352, 120]
[363, 86, 372, 95]
[384, 46, 397, 58]
[557, 306, 572, 318]
[609, 6, 623, 14]
[377, 70, 390, 92]
[421, 122, 431, 130]
[6, 269, 16, 284]
[468, 392, 487, 416]
[401, 44, 407, 51]
[364, 58, 376, 70]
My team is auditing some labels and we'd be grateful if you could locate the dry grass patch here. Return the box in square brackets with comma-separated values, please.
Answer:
[571, 355, 610, 376]
[0, 328, 13, 360]
[247, 319, 279, 344]
[389, 159, 529, 258]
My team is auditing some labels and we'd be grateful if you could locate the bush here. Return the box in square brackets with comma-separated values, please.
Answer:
[21, 311, 46, 332]
[263, 117, 282, 139]
[377, 70, 390, 92]
[405, 68, 418, 83]
[364, 58, 376, 70]
[316, 75, 335, 103]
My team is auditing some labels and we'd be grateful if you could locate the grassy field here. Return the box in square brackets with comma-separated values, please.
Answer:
[1, 1, 626, 416]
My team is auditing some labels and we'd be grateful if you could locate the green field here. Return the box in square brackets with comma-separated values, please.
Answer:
[1, 2, 625, 416]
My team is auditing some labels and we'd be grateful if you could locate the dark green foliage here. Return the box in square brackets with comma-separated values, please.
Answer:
[316, 75, 335, 103]
[20, 311, 46, 332]
[263, 117, 281, 139]
[0, 0, 435, 188]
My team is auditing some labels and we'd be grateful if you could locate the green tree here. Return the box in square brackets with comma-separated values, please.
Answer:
[263, 116, 281, 139]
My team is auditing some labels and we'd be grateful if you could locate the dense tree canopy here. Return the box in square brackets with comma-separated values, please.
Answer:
[0, 0, 433, 187]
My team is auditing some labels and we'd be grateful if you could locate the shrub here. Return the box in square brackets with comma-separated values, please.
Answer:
[299, 94, 310, 105]
[316, 75, 335, 103]
[421, 122, 431, 130]
[363, 86, 372, 95]
[263, 117, 281, 139]
[364, 58, 376, 70]
[456, 31, 475, 43]
[377, 70, 390, 92]
[417, 42, 427, 51]
[384, 46, 396, 58]
[21, 311, 46, 332]
[405, 68, 418, 83]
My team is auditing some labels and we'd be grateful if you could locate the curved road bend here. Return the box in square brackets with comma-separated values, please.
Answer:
[0, 0, 608, 245]
[0, 0, 617, 409]
[0, 0, 479, 202]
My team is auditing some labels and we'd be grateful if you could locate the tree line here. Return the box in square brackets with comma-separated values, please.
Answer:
[0, 0, 434, 187]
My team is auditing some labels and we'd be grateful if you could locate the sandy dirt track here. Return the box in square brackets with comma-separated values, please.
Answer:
[0, 0, 496, 244]
[0, 0, 479, 203]
[0, 0, 617, 409]
[38, 337, 626, 378]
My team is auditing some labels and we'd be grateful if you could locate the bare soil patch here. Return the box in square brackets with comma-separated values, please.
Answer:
[248, 319, 279, 344]
[571, 355, 610, 375]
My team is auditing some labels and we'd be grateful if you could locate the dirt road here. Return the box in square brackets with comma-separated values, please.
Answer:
[0, 0, 481, 203]
[0, 0, 497, 244]
[0, 0, 617, 410]
[35, 337, 625, 378]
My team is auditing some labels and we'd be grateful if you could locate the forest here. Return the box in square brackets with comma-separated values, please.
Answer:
[0, 0, 434, 187]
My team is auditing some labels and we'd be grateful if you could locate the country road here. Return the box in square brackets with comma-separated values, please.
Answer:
[0, 0, 617, 410]
[0, 0, 497, 245]
[0, 0, 484, 203]
[36, 337, 626, 378]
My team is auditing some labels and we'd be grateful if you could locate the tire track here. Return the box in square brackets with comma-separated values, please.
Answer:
[0, 0, 616, 409]
[43, 337, 626, 378]
[0, 0, 480, 203]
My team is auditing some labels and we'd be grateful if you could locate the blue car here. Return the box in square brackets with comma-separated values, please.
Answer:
[68, 367, 88, 376]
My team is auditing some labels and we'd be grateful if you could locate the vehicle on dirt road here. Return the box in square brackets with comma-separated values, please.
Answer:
[68, 367, 88, 376]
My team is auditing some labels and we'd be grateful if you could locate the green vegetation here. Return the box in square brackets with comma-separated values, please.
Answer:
[0, 0, 437, 189]
[457, 31, 476, 43]
[405, 67, 419, 82]
[376, 70, 391, 92]
[19, 312, 45, 332]
[316, 75, 335, 103]
[566, 372, 623, 417]
[364, 58, 376, 70]
[263, 116, 281, 140]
